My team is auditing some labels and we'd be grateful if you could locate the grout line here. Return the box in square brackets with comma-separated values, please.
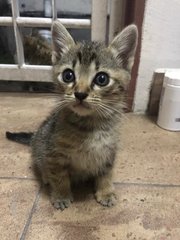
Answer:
[114, 181, 180, 188]
[1, 176, 180, 188]
[1, 176, 179, 188]
[0, 176, 36, 181]
[19, 186, 42, 240]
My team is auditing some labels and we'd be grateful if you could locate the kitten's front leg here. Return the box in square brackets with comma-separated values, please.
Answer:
[46, 164, 73, 210]
[95, 170, 117, 207]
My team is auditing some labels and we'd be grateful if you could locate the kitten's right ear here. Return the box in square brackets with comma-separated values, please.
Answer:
[51, 20, 75, 64]
[108, 24, 138, 72]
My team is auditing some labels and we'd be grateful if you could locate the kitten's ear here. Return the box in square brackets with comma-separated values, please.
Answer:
[108, 24, 138, 71]
[51, 20, 75, 64]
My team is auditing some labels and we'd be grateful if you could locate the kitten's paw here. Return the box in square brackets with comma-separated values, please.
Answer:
[51, 196, 73, 210]
[95, 191, 117, 207]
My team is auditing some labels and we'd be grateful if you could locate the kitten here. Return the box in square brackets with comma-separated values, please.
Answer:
[7, 20, 138, 210]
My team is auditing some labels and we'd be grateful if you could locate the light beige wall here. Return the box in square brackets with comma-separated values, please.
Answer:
[133, 0, 180, 113]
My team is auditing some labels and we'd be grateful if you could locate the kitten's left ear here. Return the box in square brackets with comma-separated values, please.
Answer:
[108, 24, 138, 71]
[51, 20, 75, 64]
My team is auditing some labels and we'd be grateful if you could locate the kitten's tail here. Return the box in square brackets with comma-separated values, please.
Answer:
[6, 131, 33, 145]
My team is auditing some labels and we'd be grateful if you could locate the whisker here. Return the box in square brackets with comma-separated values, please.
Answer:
[97, 106, 110, 119]
[54, 98, 74, 111]
[97, 103, 124, 122]
[55, 103, 69, 112]
[98, 105, 114, 118]
[103, 99, 126, 105]
[99, 102, 122, 115]
[87, 99, 122, 120]
[88, 102, 108, 120]
[104, 102, 125, 113]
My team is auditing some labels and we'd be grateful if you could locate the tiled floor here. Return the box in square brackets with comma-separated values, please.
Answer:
[1, 93, 180, 240]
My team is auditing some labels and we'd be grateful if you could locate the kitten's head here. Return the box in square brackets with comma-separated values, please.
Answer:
[52, 20, 138, 117]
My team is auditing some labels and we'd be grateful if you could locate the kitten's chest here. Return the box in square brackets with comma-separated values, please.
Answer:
[74, 130, 114, 157]
[57, 128, 117, 175]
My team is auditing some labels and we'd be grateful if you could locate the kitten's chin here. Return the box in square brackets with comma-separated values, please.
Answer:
[69, 104, 93, 116]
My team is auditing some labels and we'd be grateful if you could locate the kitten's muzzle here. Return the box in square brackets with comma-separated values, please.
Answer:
[74, 92, 88, 101]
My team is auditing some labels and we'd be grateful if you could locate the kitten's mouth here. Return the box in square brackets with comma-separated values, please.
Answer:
[70, 100, 93, 116]
[72, 100, 90, 109]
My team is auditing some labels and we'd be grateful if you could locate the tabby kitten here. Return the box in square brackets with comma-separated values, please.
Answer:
[22, 20, 138, 210]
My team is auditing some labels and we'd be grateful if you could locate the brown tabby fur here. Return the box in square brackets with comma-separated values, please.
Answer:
[31, 20, 138, 210]
[24, 35, 52, 65]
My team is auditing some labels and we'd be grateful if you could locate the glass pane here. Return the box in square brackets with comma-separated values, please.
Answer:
[0, 0, 12, 16]
[19, 0, 51, 17]
[22, 26, 92, 65]
[19, 0, 91, 18]
[22, 25, 90, 65]
[57, 0, 91, 18]
[68, 28, 91, 42]
[56, 0, 91, 41]
[0, 27, 15, 64]
[22, 27, 52, 65]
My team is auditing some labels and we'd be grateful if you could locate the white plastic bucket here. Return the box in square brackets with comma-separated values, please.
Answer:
[157, 71, 180, 131]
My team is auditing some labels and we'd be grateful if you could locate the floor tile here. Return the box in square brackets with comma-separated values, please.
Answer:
[0, 93, 54, 178]
[114, 114, 180, 185]
[0, 179, 39, 240]
[25, 184, 180, 240]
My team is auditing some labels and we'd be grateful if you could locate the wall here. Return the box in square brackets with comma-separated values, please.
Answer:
[133, 0, 180, 113]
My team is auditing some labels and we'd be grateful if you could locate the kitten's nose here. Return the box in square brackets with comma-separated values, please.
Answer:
[74, 92, 88, 101]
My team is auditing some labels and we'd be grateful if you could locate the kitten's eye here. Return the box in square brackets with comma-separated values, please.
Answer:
[93, 72, 109, 87]
[62, 69, 75, 83]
